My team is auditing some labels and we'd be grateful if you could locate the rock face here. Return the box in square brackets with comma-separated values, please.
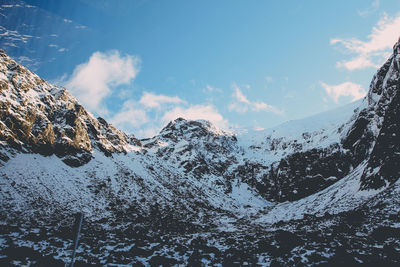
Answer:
[141, 117, 354, 202]
[0, 41, 400, 265]
[253, 144, 353, 202]
[339, 41, 400, 190]
[357, 42, 400, 189]
[141, 118, 239, 193]
[246, 41, 400, 200]
[0, 49, 140, 166]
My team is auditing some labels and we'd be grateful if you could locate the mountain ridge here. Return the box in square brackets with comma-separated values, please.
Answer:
[0, 41, 400, 265]
[0, 48, 141, 167]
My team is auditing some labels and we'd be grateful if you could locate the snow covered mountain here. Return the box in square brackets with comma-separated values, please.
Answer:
[0, 41, 400, 265]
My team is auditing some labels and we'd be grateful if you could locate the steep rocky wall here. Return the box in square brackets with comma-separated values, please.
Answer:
[342, 42, 400, 190]
[0, 49, 140, 166]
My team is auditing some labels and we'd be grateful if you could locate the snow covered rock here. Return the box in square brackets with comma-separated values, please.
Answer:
[342, 41, 400, 190]
[0, 49, 140, 166]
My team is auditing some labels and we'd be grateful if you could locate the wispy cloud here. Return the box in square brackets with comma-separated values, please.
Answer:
[139, 92, 185, 109]
[321, 81, 366, 103]
[358, 0, 380, 17]
[229, 84, 282, 114]
[66, 50, 140, 115]
[331, 12, 400, 71]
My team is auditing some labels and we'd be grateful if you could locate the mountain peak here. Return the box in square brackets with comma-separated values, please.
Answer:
[159, 118, 229, 142]
[395, 36, 400, 50]
[341, 39, 400, 190]
[0, 50, 140, 166]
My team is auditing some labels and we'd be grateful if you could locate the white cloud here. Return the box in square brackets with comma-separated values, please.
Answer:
[321, 81, 366, 103]
[229, 84, 282, 114]
[335, 55, 377, 70]
[66, 50, 139, 115]
[331, 12, 400, 71]
[108, 91, 228, 137]
[233, 85, 251, 105]
[161, 105, 228, 130]
[108, 92, 187, 136]
[139, 92, 185, 109]
[109, 100, 148, 130]
[358, 0, 380, 17]
[112, 102, 229, 138]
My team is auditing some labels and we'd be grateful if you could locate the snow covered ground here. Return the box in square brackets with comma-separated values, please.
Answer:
[0, 96, 381, 227]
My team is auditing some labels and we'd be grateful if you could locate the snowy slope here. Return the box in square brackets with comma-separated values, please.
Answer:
[238, 99, 362, 164]
[0, 40, 400, 265]
[0, 46, 387, 220]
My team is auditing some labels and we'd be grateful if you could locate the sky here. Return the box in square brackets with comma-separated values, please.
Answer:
[1, 0, 400, 138]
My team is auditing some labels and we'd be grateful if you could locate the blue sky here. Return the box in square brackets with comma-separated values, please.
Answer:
[2, 0, 400, 137]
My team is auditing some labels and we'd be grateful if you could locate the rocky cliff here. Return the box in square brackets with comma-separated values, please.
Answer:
[0, 49, 140, 167]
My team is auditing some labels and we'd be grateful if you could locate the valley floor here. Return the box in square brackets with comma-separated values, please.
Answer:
[1, 172, 400, 266]
[1, 203, 400, 266]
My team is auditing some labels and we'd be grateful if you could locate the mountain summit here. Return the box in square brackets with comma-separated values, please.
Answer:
[1, 41, 400, 265]
[0, 49, 140, 166]
[357, 40, 400, 189]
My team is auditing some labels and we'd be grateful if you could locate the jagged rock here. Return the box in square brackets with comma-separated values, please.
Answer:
[0, 50, 141, 166]
[344, 41, 400, 190]
[254, 144, 353, 202]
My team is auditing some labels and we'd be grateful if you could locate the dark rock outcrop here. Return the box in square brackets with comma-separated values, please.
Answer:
[341, 41, 400, 190]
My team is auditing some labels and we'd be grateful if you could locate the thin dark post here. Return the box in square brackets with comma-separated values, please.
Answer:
[69, 212, 83, 267]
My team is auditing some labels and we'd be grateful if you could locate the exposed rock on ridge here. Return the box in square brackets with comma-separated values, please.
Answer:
[0, 49, 140, 166]
[342, 41, 400, 190]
